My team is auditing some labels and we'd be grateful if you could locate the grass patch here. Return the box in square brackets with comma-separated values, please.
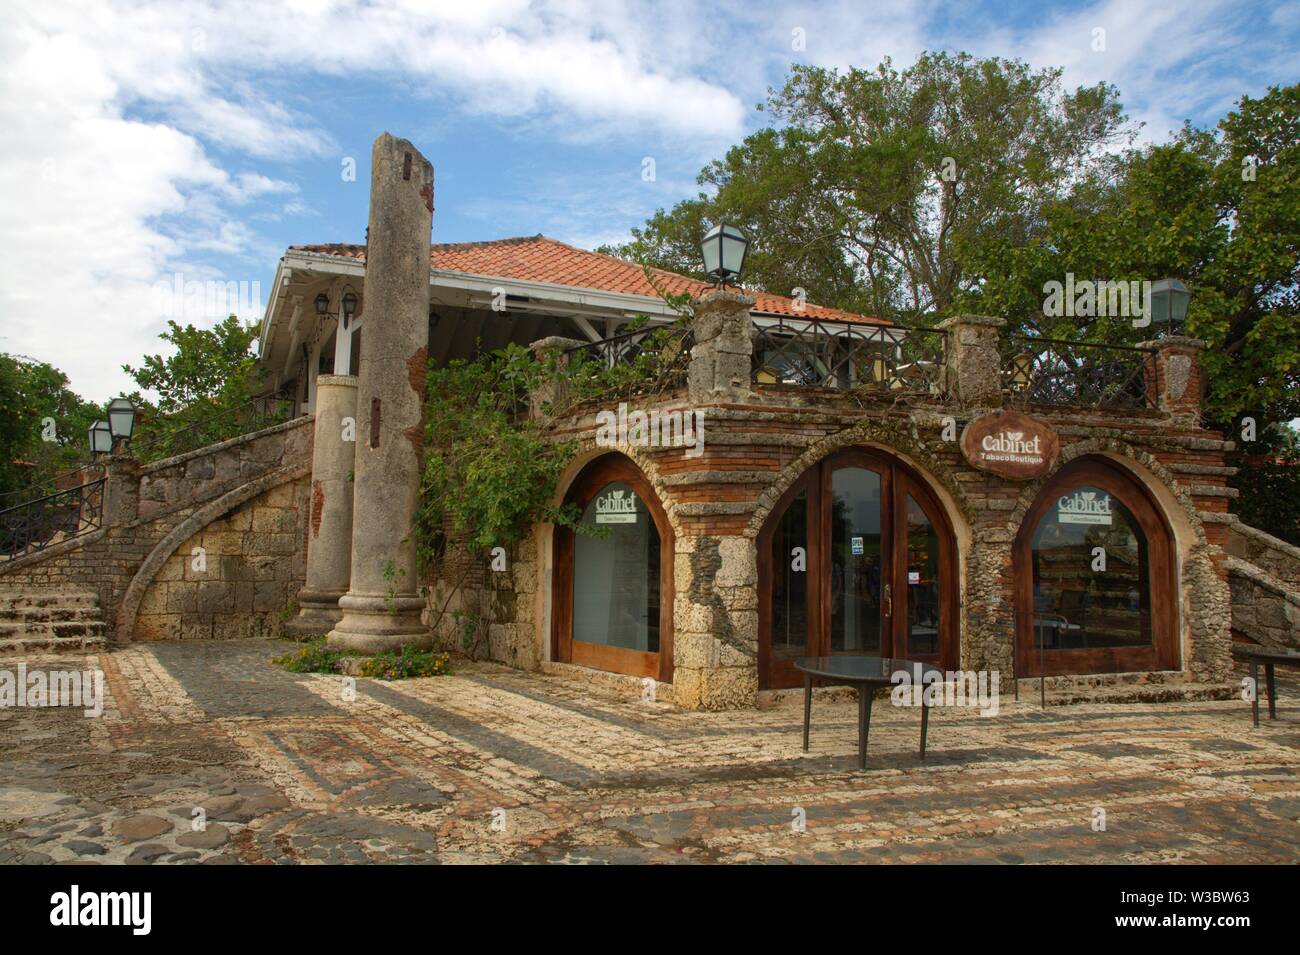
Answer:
[271, 638, 452, 680]
[359, 644, 452, 680]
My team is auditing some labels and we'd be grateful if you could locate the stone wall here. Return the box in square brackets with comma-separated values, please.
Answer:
[438, 388, 1236, 709]
[133, 478, 310, 641]
[1227, 522, 1300, 590]
[0, 417, 313, 644]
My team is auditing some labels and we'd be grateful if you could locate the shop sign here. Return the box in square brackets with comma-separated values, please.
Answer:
[1057, 490, 1112, 525]
[960, 411, 1060, 480]
[595, 489, 639, 524]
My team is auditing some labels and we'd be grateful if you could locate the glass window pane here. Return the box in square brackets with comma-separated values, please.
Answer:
[830, 467, 882, 654]
[770, 490, 808, 662]
[904, 494, 941, 657]
[1030, 485, 1151, 651]
[573, 482, 660, 653]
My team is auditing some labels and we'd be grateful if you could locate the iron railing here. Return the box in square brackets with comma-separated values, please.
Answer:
[131, 393, 300, 462]
[751, 318, 948, 397]
[0, 476, 106, 562]
[1002, 337, 1156, 411]
[562, 325, 694, 400]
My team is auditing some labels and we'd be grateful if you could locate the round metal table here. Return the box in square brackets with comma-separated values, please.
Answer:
[1231, 644, 1300, 726]
[795, 656, 943, 768]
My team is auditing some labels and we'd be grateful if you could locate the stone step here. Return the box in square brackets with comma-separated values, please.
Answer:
[0, 620, 107, 640]
[0, 591, 99, 611]
[4, 606, 104, 624]
[0, 634, 107, 655]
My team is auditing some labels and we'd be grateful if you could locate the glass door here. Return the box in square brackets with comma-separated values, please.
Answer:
[827, 462, 889, 657]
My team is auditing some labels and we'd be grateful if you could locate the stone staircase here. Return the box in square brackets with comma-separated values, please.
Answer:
[0, 586, 108, 654]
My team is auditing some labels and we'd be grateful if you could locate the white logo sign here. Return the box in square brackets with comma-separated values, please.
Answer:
[978, 430, 1044, 466]
[1058, 490, 1112, 525]
[595, 489, 639, 524]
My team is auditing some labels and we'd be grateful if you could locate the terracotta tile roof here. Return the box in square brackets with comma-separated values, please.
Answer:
[288, 234, 885, 325]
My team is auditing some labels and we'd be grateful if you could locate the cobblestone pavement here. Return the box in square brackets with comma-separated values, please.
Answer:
[2, 639, 1298, 864]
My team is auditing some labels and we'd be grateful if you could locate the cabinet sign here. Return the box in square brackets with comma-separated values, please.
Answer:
[960, 411, 1059, 481]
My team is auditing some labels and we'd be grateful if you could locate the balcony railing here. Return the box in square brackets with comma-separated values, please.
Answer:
[1002, 337, 1156, 411]
[131, 393, 301, 463]
[563, 324, 694, 400]
[752, 318, 947, 397]
[0, 476, 106, 563]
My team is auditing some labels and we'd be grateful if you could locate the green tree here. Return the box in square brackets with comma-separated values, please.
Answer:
[606, 53, 1129, 322]
[0, 354, 101, 498]
[123, 314, 273, 458]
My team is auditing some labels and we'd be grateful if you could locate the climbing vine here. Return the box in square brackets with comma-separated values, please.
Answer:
[414, 300, 693, 649]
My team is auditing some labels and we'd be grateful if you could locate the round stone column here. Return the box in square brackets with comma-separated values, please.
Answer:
[328, 133, 434, 653]
[289, 374, 358, 634]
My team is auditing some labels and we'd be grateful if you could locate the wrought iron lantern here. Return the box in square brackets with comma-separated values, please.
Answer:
[341, 290, 358, 328]
[106, 397, 137, 445]
[700, 222, 750, 285]
[1149, 278, 1190, 334]
[314, 292, 330, 316]
[88, 419, 112, 457]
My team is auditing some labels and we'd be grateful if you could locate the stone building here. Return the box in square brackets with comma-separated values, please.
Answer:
[3, 132, 1295, 712]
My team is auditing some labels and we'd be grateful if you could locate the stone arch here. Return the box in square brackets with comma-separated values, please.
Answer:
[1003, 437, 1207, 551]
[1002, 440, 1230, 681]
[551, 438, 684, 538]
[744, 415, 974, 542]
[115, 462, 310, 644]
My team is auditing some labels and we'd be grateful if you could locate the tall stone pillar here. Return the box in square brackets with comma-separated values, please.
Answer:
[688, 288, 754, 404]
[328, 133, 434, 653]
[289, 374, 358, 634]
[1138, 335, 1206, 426]
[936, 314, 1005, 409]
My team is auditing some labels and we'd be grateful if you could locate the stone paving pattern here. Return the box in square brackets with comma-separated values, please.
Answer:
[1, 639, 1297, 864]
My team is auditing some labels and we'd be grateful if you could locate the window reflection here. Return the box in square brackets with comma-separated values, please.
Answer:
[830, 467, 882, 653]
[1030, 484, 1151, 650]
[573, 482, 660, 653]
[770, 490, 808, 661]
[905, 494, 941, 656]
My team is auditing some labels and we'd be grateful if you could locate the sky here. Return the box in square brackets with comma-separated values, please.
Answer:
[1, 0, 1297, 402]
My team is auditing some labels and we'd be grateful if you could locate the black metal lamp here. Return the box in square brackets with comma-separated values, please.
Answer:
[700, 222, 750, 285]
[88, 419, 112, 457]
[106, 397, 136, 452]
[314, 292, 329, 316]
[1149, 278, 1191, 334]
[341, 290, 358, 329]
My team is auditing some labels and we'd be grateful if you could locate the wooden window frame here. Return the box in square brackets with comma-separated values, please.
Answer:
[758, 448, 959, 689]
[1013, 456, 1178, 677]
[552, 454, 675, 683]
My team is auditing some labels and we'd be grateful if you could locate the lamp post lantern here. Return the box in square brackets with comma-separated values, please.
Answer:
[88, 419, 112, 457]
[106, 397, 136, 453]
[1149, 278, 1191, 334]
[700, 222, 750, 286]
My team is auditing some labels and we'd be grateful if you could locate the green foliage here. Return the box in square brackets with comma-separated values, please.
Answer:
[607, 53, 1128, 323]
[358, 645, 452, 680]
[417, 342, 576, 567]
[0, 353, 101, 497]
[960, 85, 1300, 431]
[1231, 453, 1300, 546]
[270, 638, 452, 680]
[271, 638, 352, 674]
[124, 315, 276, 460]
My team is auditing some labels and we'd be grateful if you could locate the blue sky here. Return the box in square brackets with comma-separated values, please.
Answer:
[1, 0, 1297, 401]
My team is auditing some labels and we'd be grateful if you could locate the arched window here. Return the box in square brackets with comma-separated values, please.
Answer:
[1015, 456, 1177, 676]
[552, 455, 673, 681]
